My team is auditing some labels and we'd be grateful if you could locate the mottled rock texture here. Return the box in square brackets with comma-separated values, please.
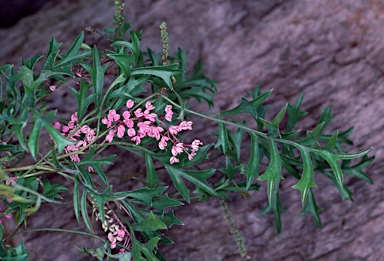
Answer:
[1, 0, 384, 260]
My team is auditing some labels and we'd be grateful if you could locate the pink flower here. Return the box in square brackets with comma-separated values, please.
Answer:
[80, 125, 91, 134]
[170, 156, 179, 164]
[145, 101, 155, 111]
[124, 118, 134, 128]
[191, 139, 203, 151]
[158, 136, 170, 150]
[169, 125, 180, 135]
[85, 130, 96, 143]
[144, 112, 157, 122]
[171, 143, 184, 156]
[127, 128, 136, 137]
[54, 122, 61, 130]
[5, 176, 17, 186]
[49, 85, 57, 91]
[131, 136, 141, 145]
[117, 125, 125, 138]
[76, 140, 85, 148]
[108, 233, 117, 249]
[134, 108, 144, 118]
[123, 111, 131, 120]
[179, 121, 193, 131]
[73, 129, 82, 137]
[165, 105, 173, 122]
[137, 121, 151, 137]
[62, 126, 70, 133]
[106, 130, 116, 143]
[117, 229, 125, 238]
[101, 117, 112, 128]
[126, 99, 134, 109]
[147, 126, 163, 140]
[71, 113, 78, 123]
[188, 151, 197, 161]
[70, 154, 80, 163]
[108, 109, 120, 122]
[67, 121, 76, 129]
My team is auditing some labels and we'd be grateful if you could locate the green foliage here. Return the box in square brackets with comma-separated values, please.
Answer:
[0, 3, 374, 260]
[0, 239, 29, 261]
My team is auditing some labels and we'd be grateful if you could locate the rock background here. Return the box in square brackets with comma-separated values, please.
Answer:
[1, 0, 384, 260]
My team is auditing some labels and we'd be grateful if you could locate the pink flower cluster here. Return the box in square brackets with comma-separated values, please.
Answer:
[0, 141, 16, 224]
[94, 201, 131, 252]
[0, 173, 14, 223]
[101, 100, 203, 164]
[0, 202, 11, 224]
[1, 141, 12, 167]
[107, 224, 128, 250]
[54, 113, 96, 163]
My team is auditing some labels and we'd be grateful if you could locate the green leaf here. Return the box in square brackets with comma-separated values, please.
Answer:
[260, 103, 288, 138]
[131, 212, 167, 232]
[259, 190, 286, 233]
[214, 117, 230, 153]
[292, 145, 317, 205]
[302, 123, 324, 147]
[12, 110, 28, 152]
[152, 211, 184, 228]
[55, 31, 85, 67]
[343, 155, 375, 184]
[22, 55, 44, 70]
[127, 187, 167, 206]
[145, 153, 163, 187]
[77, 146, 115, 184]
[43, 36, 62, 70]
[81, 47, 109, 108]
[243, 132, 259, 190]
[131, 233, 161, 261]
[220, 157, 237, 180]
[107, 52, 135, 77]
[27, 115, 43, 160]
[286, 93, 308, 132]
[107, 75, 148, 110]
[73, 176, 81, 224]
[223, 128, 243, 163]
[223, 89, 272, 120]
[258, 139, 283, 204]
[69, 80, 94, 121]
[325, 131, 338, 151]
[322, 170, 353, 200]
[309, 147, 371, 187]
[300, 189, 322, 227]
[165, 164, 217, 202]
[42, 179, 68, 200]
[319, 106, 334, 131]
[32, 110, 75, 154]
[80, 189, 93, 231]
[0, 144, 23, 155]
[131, 65, 183, 90]
[112, 32, 141, 62]
[151, 194, 183, 215]
[0, 239, 29, 260]
[78, 166, 94, 187]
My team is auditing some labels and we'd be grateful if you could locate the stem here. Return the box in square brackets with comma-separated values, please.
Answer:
[160, 94, 323, 152]
[5, 165, 53, 173]
[4, 227, 107, 244]
[161, 95, 269, 140]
